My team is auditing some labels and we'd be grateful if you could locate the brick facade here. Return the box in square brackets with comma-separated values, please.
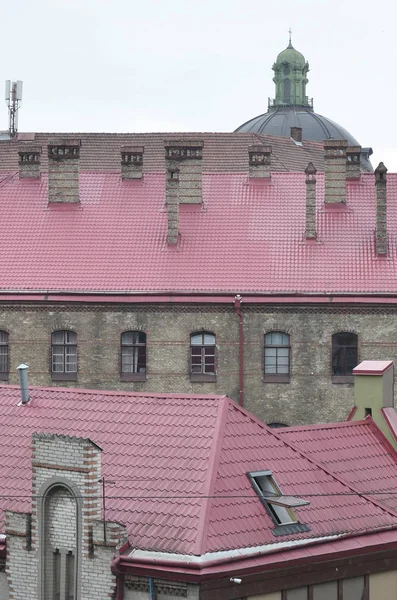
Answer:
[5, 434, 126, 600]
[1, 301, 396, 425]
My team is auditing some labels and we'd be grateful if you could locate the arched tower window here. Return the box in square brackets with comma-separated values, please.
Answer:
[283, 78, 291, 104]
[42, 484, 79, 600]
[332, 332, 358, 381]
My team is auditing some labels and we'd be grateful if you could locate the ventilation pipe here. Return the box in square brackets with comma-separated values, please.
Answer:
[17, 363, 30, 404]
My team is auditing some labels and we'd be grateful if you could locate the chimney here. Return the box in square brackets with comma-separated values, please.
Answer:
[290, 127, 302, 143]
[166, 161, 180, 244]
[164, 140, 203, 204]
[18, 145, 41, 178]
[248, 145, 272, 178]
[47, 139, 81, 203]
[375, 162, 388, 256]
[121, 146, 144, 179]
[346, 146, 361, 180]
[351, 360, 395, 444]
[324, 139, 348, 203]
[305, 162, 317, 239]
[17, 363, 30, 404]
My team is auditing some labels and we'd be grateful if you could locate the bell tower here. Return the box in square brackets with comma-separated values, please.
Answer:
[271, 32, 311, 108]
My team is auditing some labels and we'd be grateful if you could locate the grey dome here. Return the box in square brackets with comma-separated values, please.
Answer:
[235, 106, 373, 172]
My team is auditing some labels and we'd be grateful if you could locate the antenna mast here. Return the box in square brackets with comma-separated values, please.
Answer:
[5, 80, 23, 137]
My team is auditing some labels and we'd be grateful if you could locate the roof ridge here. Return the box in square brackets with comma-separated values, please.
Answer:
[0, 384, 228, 402]
[194, 396, 231, 555]
[278, 419, 369, 433]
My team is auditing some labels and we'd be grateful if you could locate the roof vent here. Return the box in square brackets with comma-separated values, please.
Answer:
[17, 363, 30, 405]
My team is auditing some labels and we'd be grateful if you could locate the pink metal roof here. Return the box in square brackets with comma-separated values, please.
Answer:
[353, 360, 394, 375]
[0, 170, 397, 295]
[278, 419, 397, 513]
[1, 386, 397, 555]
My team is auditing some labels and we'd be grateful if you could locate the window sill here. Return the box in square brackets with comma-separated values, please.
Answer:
[120, 373, 147, 382]
[190, 373, 216, 383]
[0, 373, 9, 381]
[264, 375, 290, 383]
[51, 372, 77, 382]
[332, 375, 354, 385]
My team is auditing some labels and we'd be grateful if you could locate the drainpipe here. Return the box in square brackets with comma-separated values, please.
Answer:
[149, 576, 156, 600]
[234, 295, 244, 407]
[116, 574, 124, 600]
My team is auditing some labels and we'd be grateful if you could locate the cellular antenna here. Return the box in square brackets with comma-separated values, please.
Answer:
[5, 80, 23, 137]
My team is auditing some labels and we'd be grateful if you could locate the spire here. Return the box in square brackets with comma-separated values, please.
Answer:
[288, 28, 293, 49]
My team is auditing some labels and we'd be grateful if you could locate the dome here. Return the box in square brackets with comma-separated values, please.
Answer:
[275, 44, 306, 69]
[235, 38, 373, 172]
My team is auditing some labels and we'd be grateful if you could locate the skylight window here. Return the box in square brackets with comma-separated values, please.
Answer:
[248, 470, 309, 529]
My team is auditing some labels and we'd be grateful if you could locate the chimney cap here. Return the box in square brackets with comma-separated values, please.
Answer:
[248, 144, 272, 154]
[305, 162, 317, 175]
[121, 145, 144, 154]
[17, 363, 29, 370]
[353, 360, 393, 376]
[375, 162, 388, 176]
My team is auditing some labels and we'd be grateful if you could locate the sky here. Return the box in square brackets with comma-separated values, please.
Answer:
[1, 0, 396, 170]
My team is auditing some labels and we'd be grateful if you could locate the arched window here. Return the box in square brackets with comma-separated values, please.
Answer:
[283, 78, 291, 104]
[121, 331, 146, 381]
[0, 330, 9, 380]
[190, 332, 216, 381]
[41, 483, 80, 600]
[51, 330, 77, 381]
[332, 332, 358, 381]
[264, 332, 290, 382]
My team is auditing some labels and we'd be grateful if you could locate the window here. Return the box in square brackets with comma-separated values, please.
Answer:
[190, 332, 216, 382]
[248, 470, 309, 535]
[121, 331, 147, 381]
[41, 483, 79, 600]
[332, 332, 358, 383]
[51, 330, 77, 381]
[283, 78, 291, 103]
[282, 577, 368, 600]
[264, 332, 290, 382]
[0, 331, 9, 380]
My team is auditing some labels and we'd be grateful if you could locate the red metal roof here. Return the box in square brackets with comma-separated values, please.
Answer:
[278, 419, 397, 513]
[1, 386, 397, 555]
[0, 170, 396, 295]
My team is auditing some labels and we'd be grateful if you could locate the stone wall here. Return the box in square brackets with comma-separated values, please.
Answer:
[1, 302, 397, 426]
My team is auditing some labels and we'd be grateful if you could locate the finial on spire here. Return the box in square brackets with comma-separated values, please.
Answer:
[288, 28, 293, 48]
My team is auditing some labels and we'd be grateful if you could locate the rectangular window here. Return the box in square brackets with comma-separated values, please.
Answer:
[51, 330, 77, 381]
[0, 331, 9, 380]
[121, 331, 147, 381]
[190, 332, 216, 381]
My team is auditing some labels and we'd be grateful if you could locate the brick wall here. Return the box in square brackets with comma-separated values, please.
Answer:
[5, 434, 126, 600]
[0, 571, 9, 599]
[1, 302, 397, 426]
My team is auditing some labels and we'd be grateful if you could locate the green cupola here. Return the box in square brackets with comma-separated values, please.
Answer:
[271, 33, 310, 108]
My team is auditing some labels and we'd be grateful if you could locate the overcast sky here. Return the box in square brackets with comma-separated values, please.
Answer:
[1, 0, 396, 170]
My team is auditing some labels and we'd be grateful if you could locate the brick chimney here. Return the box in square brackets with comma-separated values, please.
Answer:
[346, 146, 361, 180]
[48, 139, 81, 203]
[166, 161, 180, 245]
[164, 140, 203, 203]
[18, 145, 41, 178]
[290, 127, 302, 143]
[305, 162, 317, 239]
[375, 162, 388, 255]
[121, 146, 144, 179]
[248, 145, 272, 178]
[324, 139, 348, 203]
